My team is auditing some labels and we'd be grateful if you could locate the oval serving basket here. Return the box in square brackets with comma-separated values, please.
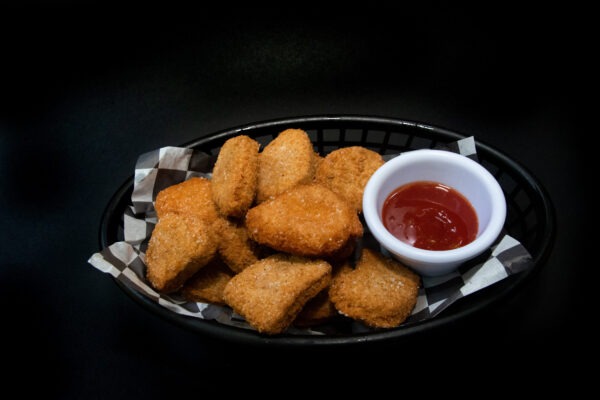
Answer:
[99, 115, 556, 346]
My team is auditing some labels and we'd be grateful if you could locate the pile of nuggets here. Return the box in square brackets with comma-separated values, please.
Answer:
[145, 128, 421, 335]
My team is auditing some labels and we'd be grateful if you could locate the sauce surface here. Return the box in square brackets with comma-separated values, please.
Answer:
[382, 181, 478, 251]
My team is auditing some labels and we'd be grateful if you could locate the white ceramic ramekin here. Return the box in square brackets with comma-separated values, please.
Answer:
[362, 149, 506, 276]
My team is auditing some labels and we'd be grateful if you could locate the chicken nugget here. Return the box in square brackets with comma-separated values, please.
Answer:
[293, 290, 336, 327]
[211, 135, 260, 218]
[145, 212, 218, 293]
[294, 262, 353, 327]
[329, 248, 420, 328]
[245, 183, 363, 258]
[256, 128, 318, 203]
[180, 258, 235, 305]
[212, 217, 261, 273]
[223, 254, 332, 334]
[324, 236, 359, 264]
[154, 177, 219, 223]
[315, 146, 384, 213]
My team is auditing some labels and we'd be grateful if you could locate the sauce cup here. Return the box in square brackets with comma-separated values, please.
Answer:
[362, 149, 506, 276]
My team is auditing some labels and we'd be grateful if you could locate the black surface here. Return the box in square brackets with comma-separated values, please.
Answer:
[1, 3, 590, 397]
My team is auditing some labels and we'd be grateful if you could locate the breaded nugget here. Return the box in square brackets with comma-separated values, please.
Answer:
[294, 262, 353, 327]
[145, 212, 218, 294]
[325, 236, 359, 264]
[212, 217, 261, 273]
[293, 290, 337, 328]
[211, 135, 260, 218]
[154, 177, 219, 223]
[180, 258, 235, 305]
[223, 254, 332, 335]
[245, 183, 363, 258]
[329, 248, 420, 328]
[315, 146, 384, 212]
[256, 128, 318, 203]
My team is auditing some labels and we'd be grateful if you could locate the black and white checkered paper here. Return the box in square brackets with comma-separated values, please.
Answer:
[88, 137, 533, 334]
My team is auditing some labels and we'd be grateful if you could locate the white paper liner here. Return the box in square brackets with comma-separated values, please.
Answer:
[88, 136, 533, 335]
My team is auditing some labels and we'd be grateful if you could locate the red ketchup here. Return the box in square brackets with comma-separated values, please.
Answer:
[382, 180, 478, 251]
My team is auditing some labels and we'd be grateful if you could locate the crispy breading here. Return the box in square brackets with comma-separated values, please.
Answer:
[145, 212, 218, 294]
[315, 146, 384, 213]
[222, 254, 332, 335]
[180, 258, 235, 305]
[154, 177, 219, 223]
[212, 217, 261, 273]
[256, 128, 318, 203]
[293, 290, 336, 328]
[211, 135, 260, 218]
[329, 248, 420, 328]
[324, 236, 359, 264]
[294, 262, 353, 327]
[245, 183, 363, 258]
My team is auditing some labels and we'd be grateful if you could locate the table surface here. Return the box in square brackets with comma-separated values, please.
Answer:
[1, 4, 590, 397]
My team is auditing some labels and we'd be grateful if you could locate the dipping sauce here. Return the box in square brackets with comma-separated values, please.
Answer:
[382, 181, 478, 251]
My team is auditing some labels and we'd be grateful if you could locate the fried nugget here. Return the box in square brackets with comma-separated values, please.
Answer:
[212, 217, 261, 273]
[180, 258, 235, 305]
[245, 183, 363, 258]
[211, 135, 260, 218]
[329, 248, 420, 328]
[294, 262, 353, 327]
[145, 212, 218, 294]
[223, 254, 332, 334]
[256, 128, 318, 203]
[154, 177, 219, 223]
[315, 146, 384, 213]
[293, 291, 336, 327]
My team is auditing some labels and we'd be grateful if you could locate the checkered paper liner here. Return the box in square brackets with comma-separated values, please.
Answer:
[88, 137, 533, 335]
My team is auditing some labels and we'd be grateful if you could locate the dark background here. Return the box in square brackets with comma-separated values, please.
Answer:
[0, 3, 590, 397]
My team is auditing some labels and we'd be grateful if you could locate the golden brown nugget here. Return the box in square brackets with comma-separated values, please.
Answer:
[256, 128, 318, 203]
[145, 213, 218, 294]
[212, 217, 261, 273]
[223, 254, 332, 335]
[329, 248, 420, 328]
[315, 146, 384, 212]
[211, 135, 260, 218]
[324, 236, 359, 264]
[245, 184, 363, 258]
[293, 290, 337, 327]
[154, 177, 219, 223]
[180, 258, 235, 305]
[294, 262, 353, 327]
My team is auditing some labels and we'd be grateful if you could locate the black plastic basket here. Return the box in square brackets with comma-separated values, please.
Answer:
[99, 115, 556, 346]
